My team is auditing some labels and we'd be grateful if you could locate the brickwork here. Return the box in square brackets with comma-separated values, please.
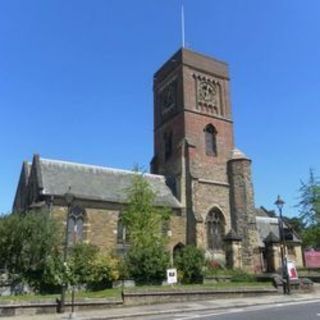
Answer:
[153, 48, 240, 255]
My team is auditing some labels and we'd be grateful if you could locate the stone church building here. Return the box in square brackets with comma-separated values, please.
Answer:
[13, 48, 303, 272]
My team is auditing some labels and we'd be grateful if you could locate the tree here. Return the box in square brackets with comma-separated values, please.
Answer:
[296, 169, 320, 249]
[297, 169, 320, 226]
[174, 245, 205, 284]
[301, 225, 320, 249]
[0, 210, 62, 290]
[282, 216, 306, 236]
[122, 172, 170, 284]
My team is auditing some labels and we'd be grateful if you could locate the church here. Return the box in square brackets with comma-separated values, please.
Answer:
[13, 48, 303, 272]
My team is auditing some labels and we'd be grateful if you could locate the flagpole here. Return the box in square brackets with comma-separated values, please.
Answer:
[181, 4, 185, 48]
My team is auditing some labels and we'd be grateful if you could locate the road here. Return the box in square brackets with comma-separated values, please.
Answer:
[127, 300, 320, 320]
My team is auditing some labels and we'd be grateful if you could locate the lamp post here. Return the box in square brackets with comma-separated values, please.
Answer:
[274, 195, 290, 295]
[59, 187, 75, 313]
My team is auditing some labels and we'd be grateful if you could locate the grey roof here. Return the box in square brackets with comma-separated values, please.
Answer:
[264, 231, 280, 243]
[255, 207, 277, 218]
[256, 216, 301, 247]
[256, 217, 280, 247]
[230, 148, 250, 161]
[39, 158, 182, 208]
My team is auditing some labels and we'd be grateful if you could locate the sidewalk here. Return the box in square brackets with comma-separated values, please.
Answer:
[2, 291, 320, 320]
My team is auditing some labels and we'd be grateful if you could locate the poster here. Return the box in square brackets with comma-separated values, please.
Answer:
[287, 260, 298, 280]
[167, 268, 177, 284]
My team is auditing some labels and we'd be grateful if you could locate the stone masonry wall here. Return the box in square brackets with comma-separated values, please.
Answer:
[192, 180, 231, 249]
[228, 159, 259, 272]
[51, 204, 186, 254]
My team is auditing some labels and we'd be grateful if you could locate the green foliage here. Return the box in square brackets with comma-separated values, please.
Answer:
[283, 216, 306, 236]
[122, 172, 171, 284]
[68, 242, 99, 286]
[297, 169, 320, 226]
[43, 243, 119, 292]
[0, 210, 61, 290]
[230, 269, 255, 283]
[126, 244, 169, 285]
[295, 169, 320, 249]
[42, 251, 65, 293]
[203, 262, 254, 283]
[0, 212, 119, 293]
[86, 253, 119, 290]
[68, 243, 119, 290]
[301, 225, 320, 249]
[203, 260, 226, 277]
[174, 245, 205, 284]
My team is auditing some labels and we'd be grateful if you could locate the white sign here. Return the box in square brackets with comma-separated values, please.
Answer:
[287, 260, 298, 280]
[167, 268, 177, 284]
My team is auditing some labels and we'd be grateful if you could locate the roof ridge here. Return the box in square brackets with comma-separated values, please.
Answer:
[40, 157, 165, 180]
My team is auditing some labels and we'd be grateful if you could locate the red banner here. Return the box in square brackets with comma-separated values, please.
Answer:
[304, 250, 320, 268]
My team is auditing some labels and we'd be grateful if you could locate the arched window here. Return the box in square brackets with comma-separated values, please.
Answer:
[173, 242, 184, 260]
[204, 124, 217, 156]
[67, 206, 86, 245]
[206, 209, 225, 251]
[117, 216, 129, 244]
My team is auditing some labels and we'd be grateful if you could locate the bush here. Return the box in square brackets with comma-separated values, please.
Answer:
[204, 259, 226, 276]
[0, 210, 62, 292]
[43, 243, 119, 292]
[86, 254, 119, 290]
[68, 243, 119, 290]
[69, 243, 99, 285]
[126, 244, 169, 285]
[174, 245, 205, 284]
[230, 269, 255, 283]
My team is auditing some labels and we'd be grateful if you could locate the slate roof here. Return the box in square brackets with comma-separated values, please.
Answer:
[256, 216, 301, 247]
[38, 158, 182, 208]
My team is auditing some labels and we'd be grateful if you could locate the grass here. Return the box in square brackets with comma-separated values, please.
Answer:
[0, 282, 273, 303]
[125, 282, 273, 293]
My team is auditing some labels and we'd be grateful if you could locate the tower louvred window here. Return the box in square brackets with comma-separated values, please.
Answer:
[204, 124, 217, 156]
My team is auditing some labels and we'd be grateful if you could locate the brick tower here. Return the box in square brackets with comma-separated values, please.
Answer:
[151, 48, 257, 270]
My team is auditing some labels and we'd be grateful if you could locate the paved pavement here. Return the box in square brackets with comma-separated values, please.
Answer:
[2, 290, 320, 320]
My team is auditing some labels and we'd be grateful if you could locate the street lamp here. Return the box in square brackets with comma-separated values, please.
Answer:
[274, 195, 290, 295]
[59, 186, 75, 313]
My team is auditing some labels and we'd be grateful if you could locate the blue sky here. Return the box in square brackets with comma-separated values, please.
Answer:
[1, 0, 319, 216]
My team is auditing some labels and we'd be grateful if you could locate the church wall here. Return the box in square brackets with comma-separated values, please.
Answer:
[50, 205, 119, 252]
[184, 111, 234, 183]
[192, 180, 231, 246]
[50, 204, 186, 254]
[168, 214, 187, 250]
[85, 208, 118, 252]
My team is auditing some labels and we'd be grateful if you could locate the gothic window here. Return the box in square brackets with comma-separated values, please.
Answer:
[117, 216, 129, 244]
[204, 124, 217, 156]
[173, 242, 185, 263]
[206, 209, 225, 251]
[164, 131, 173, 161]
[67, 206, 86, 245]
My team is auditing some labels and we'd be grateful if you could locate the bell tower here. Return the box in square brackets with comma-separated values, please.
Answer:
[151, 48, 257, 270]
[151, 47, 233, 237]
